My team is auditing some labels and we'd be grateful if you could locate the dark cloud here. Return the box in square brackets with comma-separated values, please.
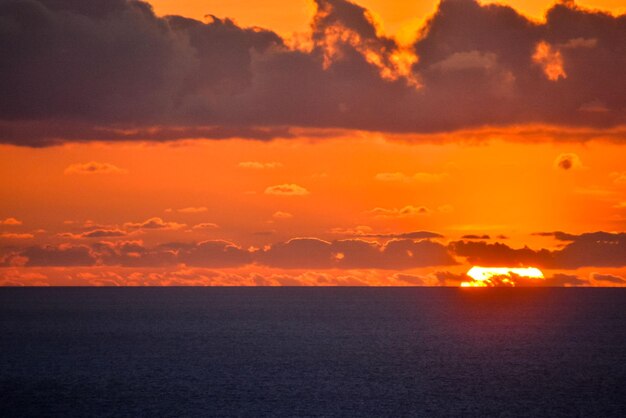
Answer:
[392, 273, 426, 286]
[1, 230, 622, 271]
[177, 240, 253, 268]
[4, 244, 96, 267]
[1, 236, 455, 269]
[433, 271, 468, 286]
[94, 240, 178, 267]
[554, 153, 582, 170]
[554, 231, 626, 268]
[591, 272, 626, 284]
[450, 231, 626, 269]
[449, 240, 554, 267]
[260, 238, 456, 270]
[542, 273, 588, 287]
[81, 229, 128, 238]
[461, 234, 490, 240]
[0, 0, 624, 146]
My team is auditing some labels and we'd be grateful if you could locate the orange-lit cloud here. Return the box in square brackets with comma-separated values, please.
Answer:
[124, 217, 186, 230]
[193, 223, 219, 230]
[368, 205, 431, 218]
[0, 233, 34, 240]
[374, 172, 448, 183]
[273, 211, 294, 220]
[265, 184, 310, 196]
[64, 162, 127, 175]
[532, 41, 567, 81]
[0, 217, 22, 226]
[177, 207, 208, 213]
[239, 161, 283, 169]
[591, 272, 625, 284]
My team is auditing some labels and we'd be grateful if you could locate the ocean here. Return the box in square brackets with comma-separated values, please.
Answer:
[1, 288, 625, 417]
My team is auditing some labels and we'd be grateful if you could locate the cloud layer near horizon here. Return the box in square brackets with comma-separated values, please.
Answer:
[1, 231, 624, 270]
[1, 0, 625, 146]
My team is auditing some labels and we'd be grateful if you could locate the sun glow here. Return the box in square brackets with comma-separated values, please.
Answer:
[461, 266, 545, 287]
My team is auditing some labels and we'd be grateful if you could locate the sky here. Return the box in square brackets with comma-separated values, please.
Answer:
[0, 0, 624, 286]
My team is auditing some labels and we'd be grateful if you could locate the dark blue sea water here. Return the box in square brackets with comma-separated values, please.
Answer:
[1, 288, 625, 417]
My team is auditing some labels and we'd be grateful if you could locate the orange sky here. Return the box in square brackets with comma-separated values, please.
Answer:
[0, 0, 624, 286]
[1, 130, 624, 286]
[149, 0, 626, 39]
[1, 133, 625, 243]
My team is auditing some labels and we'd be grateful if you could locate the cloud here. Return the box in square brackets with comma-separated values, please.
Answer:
[368, 205, 431, 218]
[177, 240, 253, 268]
[59, 229, 129, 239]
[0, 233, 34, 239]
[5, 244, 96, 267]
[532, 41, 567, 81]
[1, 228, 623, 272]
[433, 271, 468, 286]
[532, 231, 579, 241]
[461, 234, 490, 240]
[328, 225, 373, 235]
[0, 217, 22, 226]
[361, 231, 444, 239]
[124, 217, 186, 230]
[239, 161, 282, 169]
[265, 184, 310, 196]
[192, 222, 219, 229]
[591, 272, 625, 284]
[374, 172, 448, 183]
[259, 237, 456, 269]
[272, 211, 293, 219]
[543, 273, 588, 287]
[554, 153, 583, 170]
[450, 231, 626, 269]
[450, 240, 553, 267]
[1, 235, 455, 270]
[3, 267, 441, 286]
[64, 162, 127, 175]
[392, 273, 426, 286]
[462, 272, 589, 287]
[551, 231, 626, 268]
[177, 206, 208, 213]
[0, 0, 624, 146]
[430, 50, 497, 72]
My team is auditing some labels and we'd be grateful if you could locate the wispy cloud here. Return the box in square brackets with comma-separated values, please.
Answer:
[368, 205, 431, 218]
[265, 184, 310, 196]
[177, 207, 208, 213]
[64, 162, 127, 175]
[0, 217, 22, 226]
[375, 172, 448, 183]
[239, 161, 282, 169]
[0, 233, 33, 239]
[124, 217, 186, 230]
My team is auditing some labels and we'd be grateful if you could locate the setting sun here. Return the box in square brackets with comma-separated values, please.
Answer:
[461, 266, 545, 287]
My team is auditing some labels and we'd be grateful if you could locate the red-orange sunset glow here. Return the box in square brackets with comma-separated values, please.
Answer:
[0, 0, 624, 286]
